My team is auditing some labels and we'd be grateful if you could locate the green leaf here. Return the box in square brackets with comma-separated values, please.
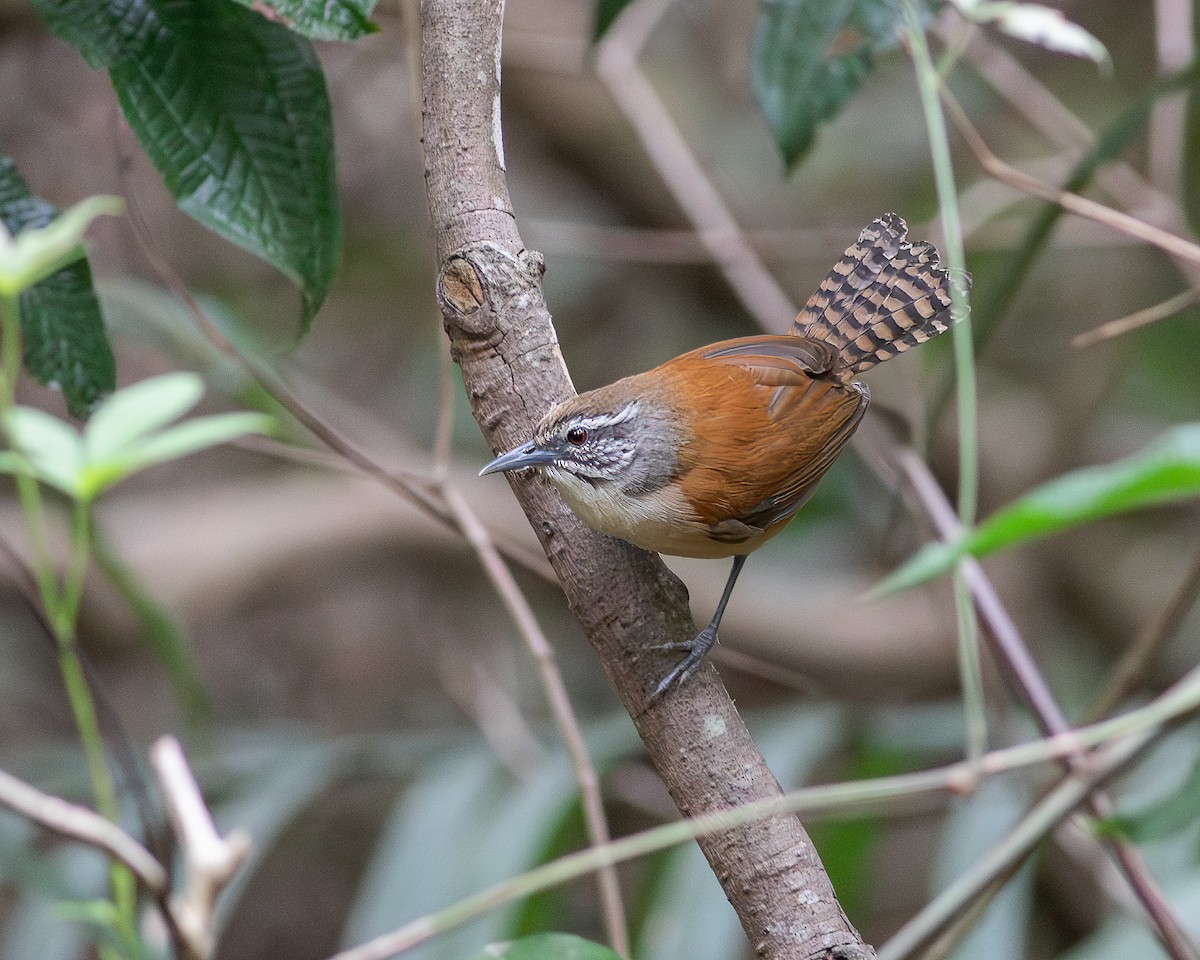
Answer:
[84, 372, 204, 461]
[0, 195, 124, 296]
[80, 411, 273, 499]
[91, 526, 209, 725]
[473, 933, 622, 960]
[32, 0, 342, 328]
[0, 451, 29, 476]
[0, 157, 118, 418]
[5, 406, 85, 497]
[1104, 756, 1200, 844]
[228, 0, 379, 41]
[593, 0, 634, 40]
[876, 425, 1200, 594]
[751, 0, 907, 167]
[952, 2, 1110, 66]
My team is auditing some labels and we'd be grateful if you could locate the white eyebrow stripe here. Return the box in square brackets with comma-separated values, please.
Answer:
[580, 402, 638, 431]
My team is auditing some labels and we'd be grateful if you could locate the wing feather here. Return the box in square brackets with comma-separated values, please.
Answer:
[666, 336, 868, 537]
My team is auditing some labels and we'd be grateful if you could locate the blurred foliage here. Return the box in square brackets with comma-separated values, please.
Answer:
[0, 0, 1199, 958]
[751, 0, 910, 167]
[878, 424, 1200, 594]
[0, 161, 117, 417]
[30, 0, 342, 327]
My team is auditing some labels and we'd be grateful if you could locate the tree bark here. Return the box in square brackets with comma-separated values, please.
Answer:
[418, 1, 873, 956]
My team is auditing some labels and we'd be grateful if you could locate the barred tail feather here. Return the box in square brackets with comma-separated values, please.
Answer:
[792, 213, 969, 377]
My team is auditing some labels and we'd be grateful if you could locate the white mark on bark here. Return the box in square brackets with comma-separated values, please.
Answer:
[704, 714, 727, 739]
[493, 93, 506, 170]
[493, 0, 507, 170]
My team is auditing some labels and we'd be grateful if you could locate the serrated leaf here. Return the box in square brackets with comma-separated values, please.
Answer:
[27, 0, 128, 67]
[876, 425, 1200, 594]
[5, 407, 85, 497]
[32, 0, 342, 329]
[80, 411, 272, 499]
[0, 157, 118, 418]
[751, 0, 907, 167]
[474, 933, 622, 960]
[593, 0, 634, 40]
[229, 0, 379, 41]
[84, 372, 204, 461]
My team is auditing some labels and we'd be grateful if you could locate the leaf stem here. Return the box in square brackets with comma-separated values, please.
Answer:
[903, 0, 987, 763]
[0, 290, 21, 412]
[54, 499, 138, 942]
[0, 292, 137, 946]
[326, 666, 1200, 960]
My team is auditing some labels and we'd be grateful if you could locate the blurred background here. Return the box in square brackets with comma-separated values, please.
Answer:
[0, 0, 1198, 957]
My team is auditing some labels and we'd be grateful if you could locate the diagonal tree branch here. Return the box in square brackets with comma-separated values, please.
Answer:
[416, 0, 871, 956]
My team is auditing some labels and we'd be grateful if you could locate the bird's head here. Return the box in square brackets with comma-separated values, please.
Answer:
[480, 382, 681, 496]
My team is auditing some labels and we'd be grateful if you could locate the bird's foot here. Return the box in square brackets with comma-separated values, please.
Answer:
[648, 626, 719, 703]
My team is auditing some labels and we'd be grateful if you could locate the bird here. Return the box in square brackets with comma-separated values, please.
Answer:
[481, 213, 967, 701]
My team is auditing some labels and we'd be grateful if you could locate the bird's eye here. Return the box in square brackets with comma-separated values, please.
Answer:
[566, 426, 588, 445]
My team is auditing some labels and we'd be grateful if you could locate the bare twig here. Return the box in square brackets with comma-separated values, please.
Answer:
[888, 445, 1199, 960]
[117, 187, 556, 586]
[0, 765, 167, 892]
[941, 89, 1200, 271]
[593, 0, 795, 330]
[324, 670, 1200, 960]
[1073, 288, 1200, 350]
[150, 736, 251, 960]
[877, 723, 1171, 960]
[428, 320, 628, 951]
[441, 487, 629, 956]
[945, 25, 1175, 221]
[1088, 544, 1200, 722]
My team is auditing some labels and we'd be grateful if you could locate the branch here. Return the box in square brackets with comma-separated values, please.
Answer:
[877, 440, 1199, 960]
[416, 0, 870, 956]
[0, 765, 167, 893]
[324, 667, 1200, 960]
[150, 736, 251, 960]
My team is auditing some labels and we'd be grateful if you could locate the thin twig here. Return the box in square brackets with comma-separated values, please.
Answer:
[0, 765, 167, 893]
[941, 88, 1200, 270]
[440, 486, 630, 957]
[432, 326, 628, 954]
[593, 0, 795, 330]
[1072, 288, 1200, 350]
[877, 724, 1170, 960]
[946, 25, 1175, 221]
[890, 446, 1199, 960]
[150, 736, 252, 960]
[1088, 544, 1200, 722]
[325, 671, 1200, 960]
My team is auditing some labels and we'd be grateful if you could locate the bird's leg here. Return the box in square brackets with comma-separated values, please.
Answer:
[650, 554, 748, 702]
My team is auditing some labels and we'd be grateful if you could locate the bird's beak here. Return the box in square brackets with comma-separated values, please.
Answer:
[479, 439, 560, 476]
